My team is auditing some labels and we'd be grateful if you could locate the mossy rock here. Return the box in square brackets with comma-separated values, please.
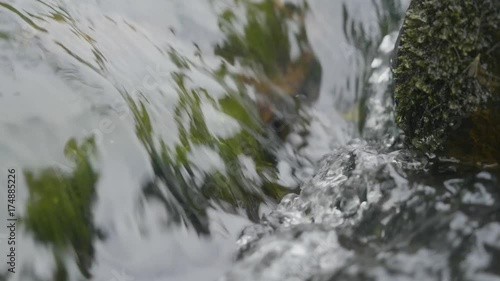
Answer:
[393, 0, 500, 163]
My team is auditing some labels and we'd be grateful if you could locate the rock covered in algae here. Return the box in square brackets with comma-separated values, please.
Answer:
[393, 0, 500, 163]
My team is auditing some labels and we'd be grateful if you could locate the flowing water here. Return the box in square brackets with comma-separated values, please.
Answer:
[0, 0, 499, 281]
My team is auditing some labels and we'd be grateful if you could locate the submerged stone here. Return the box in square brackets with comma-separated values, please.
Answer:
[393, 0, 500, 163]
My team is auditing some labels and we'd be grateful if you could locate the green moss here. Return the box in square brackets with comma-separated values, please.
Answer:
[125, 62, 290, 232]
[0, 31, 9, 40]
[0, 2, 48, 32]
[215, 0, 291, 77]
[393, 0, 500, 162]
[23, 137, 99, 279]
[119, 0, 319, 234]
[214, 0, 322, 108]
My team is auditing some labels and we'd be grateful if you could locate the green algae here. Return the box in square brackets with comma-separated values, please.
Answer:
[118, 0, 324, 234]
[0, 31, 9, 40]
[215, 0, 292, 77]
[0, 2, 48, 32]
[23, 137, 99, 279]
[215, 0, 322, 114]
[126, 67, 290, 234]
[393, 0, 500, 163]
[13, 2, 317, 277]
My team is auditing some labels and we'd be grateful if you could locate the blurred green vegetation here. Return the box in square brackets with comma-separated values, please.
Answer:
[0, 2, 48, 32]
[216, 0, 294, 76]
[120, 0, 325, 235]
[214, 0, 322, 121]
[17, 1, 320, 279]
[127, 67, 290, 234]
[23, 137, 99, 280]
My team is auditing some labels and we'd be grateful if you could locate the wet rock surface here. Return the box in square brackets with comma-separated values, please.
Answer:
[393, 0, 500, 163]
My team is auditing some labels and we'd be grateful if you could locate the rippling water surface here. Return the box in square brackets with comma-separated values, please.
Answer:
[1, 0, 498, 281]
